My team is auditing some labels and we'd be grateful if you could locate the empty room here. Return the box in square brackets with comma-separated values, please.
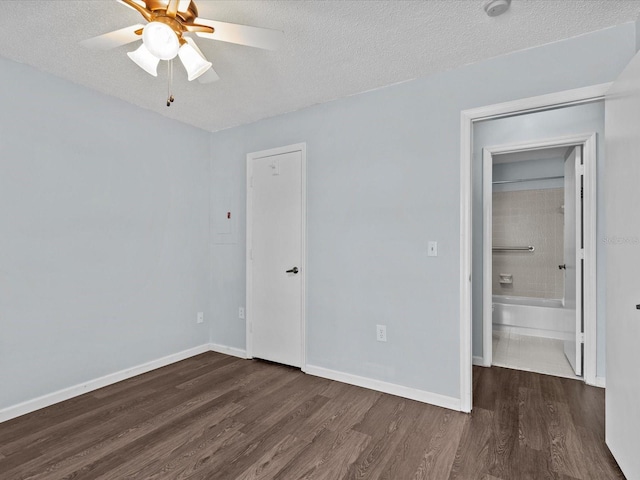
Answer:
[1, 1, 639, 478]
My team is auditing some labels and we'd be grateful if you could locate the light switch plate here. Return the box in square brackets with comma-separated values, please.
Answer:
[428, 241, 438, 257]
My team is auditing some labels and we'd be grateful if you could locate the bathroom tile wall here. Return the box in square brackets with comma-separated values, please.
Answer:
[492, 188, 564, 299]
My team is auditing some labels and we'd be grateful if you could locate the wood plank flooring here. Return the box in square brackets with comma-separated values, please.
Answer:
[0, 353, 625, 479]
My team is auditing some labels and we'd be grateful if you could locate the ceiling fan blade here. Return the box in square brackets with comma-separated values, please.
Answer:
[166, 0, 179, 18]
[183, 37, 220, 83]
[194, 18, 284, 51]
[80, 24, 145, 50]
[197, 67, 220, 84]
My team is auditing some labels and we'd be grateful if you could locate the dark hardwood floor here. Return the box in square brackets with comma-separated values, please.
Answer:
[0, 352, 624, 479]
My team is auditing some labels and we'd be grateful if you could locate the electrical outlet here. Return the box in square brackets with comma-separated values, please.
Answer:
[239, 307, 245, 319]
[376, 324, 387, 342]
[197, 312, 204, 324]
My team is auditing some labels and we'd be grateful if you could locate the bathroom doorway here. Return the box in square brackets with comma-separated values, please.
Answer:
[460, 89, 607, 412]
[481, 132, 597, 382]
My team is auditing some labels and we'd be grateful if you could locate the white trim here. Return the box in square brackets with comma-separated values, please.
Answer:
[305, 364, 461, 411]
[459, 111, 473, 413]
[0, 344, 211, 423]
[473, 355, 486, 366]
[2, 342, 469, 424]
[209, 343, 247, 359]
[481, 133, 598, 384]
[582, 134, 598, 387]
[482, 149, 493, 368]
[246, 143, 307, 370]
[482, 133, 597, 155]
[594, 376, 606, 388]
[462, 83, 612, 122]
[460, 83, 610, 412]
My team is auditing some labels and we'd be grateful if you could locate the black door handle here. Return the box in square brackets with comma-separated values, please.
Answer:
[558, 264, 566, 270]
[286, 267, 299, 274]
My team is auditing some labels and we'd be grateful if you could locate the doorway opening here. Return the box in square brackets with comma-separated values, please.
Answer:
[483, 141, 592, 380]
[459, 84, 608, 412]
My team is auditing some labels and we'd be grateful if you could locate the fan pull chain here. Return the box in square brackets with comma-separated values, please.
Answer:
[166, 60, 175, 107]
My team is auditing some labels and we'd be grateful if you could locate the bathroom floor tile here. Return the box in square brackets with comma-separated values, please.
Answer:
[491, 330, 579, 380]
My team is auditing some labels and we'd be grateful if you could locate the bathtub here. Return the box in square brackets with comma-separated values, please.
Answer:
[492, 295, 572, 340]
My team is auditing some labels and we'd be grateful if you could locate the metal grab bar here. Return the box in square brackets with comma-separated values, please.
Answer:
[492, 246, 535, 252]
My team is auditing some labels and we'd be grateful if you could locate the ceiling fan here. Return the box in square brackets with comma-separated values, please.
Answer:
[82, 0, 283, 103]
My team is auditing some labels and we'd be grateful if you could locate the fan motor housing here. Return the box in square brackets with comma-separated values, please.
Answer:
[144, 0, 199, 23]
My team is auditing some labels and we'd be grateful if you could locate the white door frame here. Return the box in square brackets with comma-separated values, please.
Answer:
[481, 133, 597, 381]
[246, 142, 307, 370]
[459, 83, 610, 412]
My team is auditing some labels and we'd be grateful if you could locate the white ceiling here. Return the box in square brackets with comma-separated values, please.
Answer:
[1, 1, 639, 133]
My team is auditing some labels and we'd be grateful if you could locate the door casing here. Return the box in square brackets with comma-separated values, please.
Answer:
[245, 143, 307, 370]
[481, 134, 596, 381]
[459, 83, 610, 412]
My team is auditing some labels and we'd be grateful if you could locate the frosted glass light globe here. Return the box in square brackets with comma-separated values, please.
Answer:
[142, 21, 180, 60]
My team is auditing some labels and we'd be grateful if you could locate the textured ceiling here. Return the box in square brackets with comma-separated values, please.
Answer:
[1, 1, 639, 132]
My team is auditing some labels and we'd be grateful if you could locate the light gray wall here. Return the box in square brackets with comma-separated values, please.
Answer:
[472, 101, 608, 376]
[210, 24, 636, 398]
[0, 22, 634, 411]
[0, 58, 211, 409]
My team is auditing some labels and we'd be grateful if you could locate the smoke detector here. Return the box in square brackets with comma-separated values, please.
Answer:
[484, 0, 511, 17]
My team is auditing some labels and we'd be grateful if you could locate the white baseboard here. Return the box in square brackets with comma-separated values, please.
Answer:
[305, 364, 461, 412]
[0, 344, 211, 423]
[1, 343, 464, 423]
[209, 343, 247, 359]
[594, 376, 606, 388]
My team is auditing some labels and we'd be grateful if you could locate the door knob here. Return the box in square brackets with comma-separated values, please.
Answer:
[558, 264, 566, 270]
[286, 267, 299, 274]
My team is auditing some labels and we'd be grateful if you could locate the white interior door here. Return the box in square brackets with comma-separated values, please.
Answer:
[563, 146, 583, 376]
[247, 146, 305, 368]
[604, 51, 640, 479]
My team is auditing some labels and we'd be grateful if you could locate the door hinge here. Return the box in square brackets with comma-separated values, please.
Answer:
[576, 164, 585, 175]
[579, 249, 585, 260]
[578, 332, 585, 344]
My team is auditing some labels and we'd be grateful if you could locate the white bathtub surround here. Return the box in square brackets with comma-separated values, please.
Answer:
[492, 188, 565, 299]
[492, 330, 578, 380]
[492, 295, 571, 340]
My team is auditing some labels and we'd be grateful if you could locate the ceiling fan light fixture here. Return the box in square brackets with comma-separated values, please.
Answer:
[178, 42, 212, 81]
[142, 21, 180, 60]
[127, 43, 160, 76]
